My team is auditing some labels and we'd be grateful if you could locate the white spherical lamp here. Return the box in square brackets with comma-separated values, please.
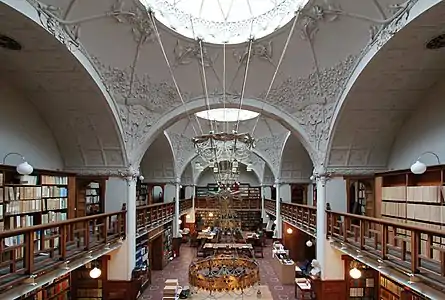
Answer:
[310, 175, 315, 181]
[306, 240, 313, 247]
[89, 267, 102, 279]
[349, 267, 362, 279]
[178, 219, 182, 225]
[16, 161, 33, 175]
[286, 228, 293, 234]
[273, 220, 277, 225]
[410, 161, 427, 174]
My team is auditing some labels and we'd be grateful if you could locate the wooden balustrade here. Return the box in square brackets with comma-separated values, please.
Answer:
[264, 199, 275, 214]
[136, 202, 174, 232]
[281, 202, 317, 234]
[327, 211, 445, 284]
[265, 199, 317, 234]
[179, 198, 192, 213]
[0, 210, 126, 291]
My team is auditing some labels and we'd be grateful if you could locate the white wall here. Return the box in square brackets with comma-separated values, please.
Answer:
[307, 183, 314, 206]
[0, 81, 63, 170]
[326, 177, 347, 213]
[389, 82, 445, 170]
[185, 186, 193, 199]
[105, 177, 127, 212]
[279, 184, 291, 202]
[140, 135, 175, 182]
[164, 183, 175, 202]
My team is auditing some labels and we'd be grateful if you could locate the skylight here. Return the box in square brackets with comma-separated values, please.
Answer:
[140, 0, 309, 44]
[196, 108, 259, 122]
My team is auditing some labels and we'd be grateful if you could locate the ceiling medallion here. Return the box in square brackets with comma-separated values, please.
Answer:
[0, 34, 22, 51]
[426, 33, 445, 50]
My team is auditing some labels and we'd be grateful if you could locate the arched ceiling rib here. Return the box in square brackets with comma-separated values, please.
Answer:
[30, 0, 412, 168]
[0, 1, 127, 170]
[327, 0, 445, 172]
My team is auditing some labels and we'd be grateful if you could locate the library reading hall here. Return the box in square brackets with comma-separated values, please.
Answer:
[1, 0, 445, 299]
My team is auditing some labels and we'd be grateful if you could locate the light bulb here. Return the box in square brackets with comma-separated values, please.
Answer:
[89, 267, 102, 279]
[16, 161, 33, 175]
[306, 240, 313, 247]
[410, 160, 427, 174]
[178, 219, 182, 224]
[209, 212, 214, 217]
[286, 228, 293, 234]
[349, 267, 362, 279]
[273, 220, 277, 225]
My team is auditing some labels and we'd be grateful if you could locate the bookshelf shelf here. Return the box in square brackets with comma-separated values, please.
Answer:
[135, 232, 151, 292]
[136, 181, 148, 207]
[18, 273, 70, 300]
[72, 260, 105, 300]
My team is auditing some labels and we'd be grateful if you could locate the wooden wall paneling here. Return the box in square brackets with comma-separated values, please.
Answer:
[313, 279, 346, 300]
[375, 176, 383, 218]
[68, 176, 77, 219]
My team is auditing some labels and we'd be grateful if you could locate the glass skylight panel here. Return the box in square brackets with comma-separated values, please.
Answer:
[140, 0, 309, 44]
[196, 108, 259, 122]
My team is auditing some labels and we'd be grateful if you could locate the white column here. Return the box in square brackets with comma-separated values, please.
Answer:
[260, 183, 265, 220]
[316, 173, 327, 280]
[274, 179, 282, 239]
[173, 178, 181, 237]
[125, 175, 137, 275]
[192, 184, 196, 209]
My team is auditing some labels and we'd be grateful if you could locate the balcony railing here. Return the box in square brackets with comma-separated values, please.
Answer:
[0, 211, 126, 291]
[136, 202, 174, 232]
[264, 199, 317, 236]
[179, 198, 192, 214]
[327, 211, 445, 285]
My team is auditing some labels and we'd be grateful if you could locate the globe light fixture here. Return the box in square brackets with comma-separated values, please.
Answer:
[410, 151, 441, 175]
[2, 152, 34, 175]
[208, 212, 214, 217]
[89, 266, 102, 279]
[178, 219, 182, 224]
[286, 228, 293, 234]
[349, 267, 362, 279]
[306, 240, 313, 247]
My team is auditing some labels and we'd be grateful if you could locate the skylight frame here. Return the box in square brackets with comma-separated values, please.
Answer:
[140, 0, 309, 44]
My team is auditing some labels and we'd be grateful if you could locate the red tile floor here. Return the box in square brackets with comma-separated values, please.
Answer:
[140, 243, 295, 299]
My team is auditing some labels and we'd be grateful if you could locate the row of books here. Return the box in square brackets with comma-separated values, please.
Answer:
[1, 186, 68, 201]
[4, 198, 67, 215]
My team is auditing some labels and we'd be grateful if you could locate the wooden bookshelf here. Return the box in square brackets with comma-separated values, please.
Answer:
[135, 232, 150, 292]
[377, 168, 445, 261]
[75, 178, 106, 218]
[71, 257, 107, 300]
[18, 273, 70, 300]
[195, 209, 262, 231]
[379, 275, 425, 300]
[136, 181, 148, 207]
[345, 260, 377, 300]
[0, 166, 75, 257]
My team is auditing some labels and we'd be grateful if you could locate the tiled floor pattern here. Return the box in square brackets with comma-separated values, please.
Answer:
[140, 243, 295, 299]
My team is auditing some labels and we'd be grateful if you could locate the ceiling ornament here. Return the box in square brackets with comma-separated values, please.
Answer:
[165, 131, 196, 177]
[90, 57, 181, 153]
[173, 40, 217, 68]
[233, 41, 274, 67]
[65, 165, 141, 178]
[263, 54, 358, 163]
[255, 133, 289, 177]
[26, 0, 136, 49]
[326, 167, 387, 176]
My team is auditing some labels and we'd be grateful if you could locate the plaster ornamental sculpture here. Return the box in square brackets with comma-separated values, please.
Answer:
[309, 259, 321, 277]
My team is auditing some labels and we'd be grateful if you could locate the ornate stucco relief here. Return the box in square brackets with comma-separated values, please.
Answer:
[91, 57, 182, 153]
[165, 131, 196, 177]
[262, 55, 358, 161]
[255, 133, 289, 177]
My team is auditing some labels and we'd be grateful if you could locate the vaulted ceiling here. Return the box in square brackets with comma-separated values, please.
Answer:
[2, 0, 443, 176]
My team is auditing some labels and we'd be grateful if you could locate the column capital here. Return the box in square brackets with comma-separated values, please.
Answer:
[175, 177, 181, 184]
[274, 178, 281, 185]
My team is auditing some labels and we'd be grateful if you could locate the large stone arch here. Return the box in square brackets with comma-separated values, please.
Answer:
[2, 0, 128, 170]
[325, 0, 445, 173]
[132, 97, 318, 168]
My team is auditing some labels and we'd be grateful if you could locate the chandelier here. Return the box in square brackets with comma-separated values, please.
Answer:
[188, 256, 260, 292]
[192, 131, 255, 185]
[188, 189, 261, 292]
